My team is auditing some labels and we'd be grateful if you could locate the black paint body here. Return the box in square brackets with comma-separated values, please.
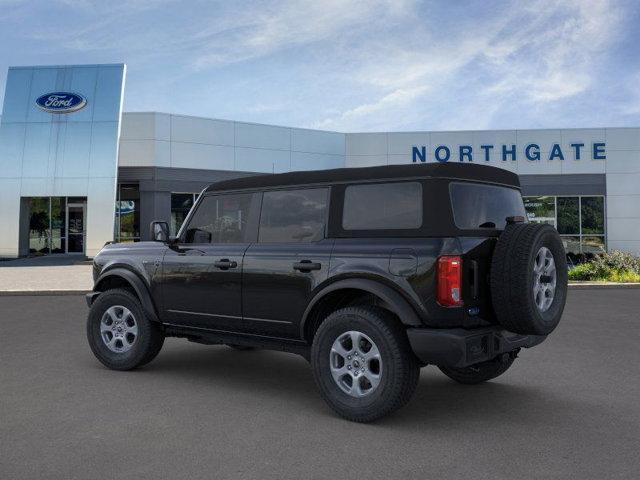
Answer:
[91, 163, 534, 362]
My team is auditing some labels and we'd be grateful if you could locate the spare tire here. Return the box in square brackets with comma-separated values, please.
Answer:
[490, 222, 567, 335]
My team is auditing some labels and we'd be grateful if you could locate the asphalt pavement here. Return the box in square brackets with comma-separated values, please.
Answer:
[1, 289, 639, 479]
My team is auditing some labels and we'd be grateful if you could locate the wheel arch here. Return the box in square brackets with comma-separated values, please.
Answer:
[301, 278, 422, 343]
[93, 268, 160, 323]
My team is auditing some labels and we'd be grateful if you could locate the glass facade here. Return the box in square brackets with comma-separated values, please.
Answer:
[171, 193, 198, 235]
[0, 64, 126, 258]
[524, 196, 606, 254]
[28, 197, 52, 254]
[114, 184, 141, 242]
[27, 197, 86, 255]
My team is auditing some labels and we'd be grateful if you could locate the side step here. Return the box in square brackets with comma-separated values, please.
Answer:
[164, 323, 311, 360]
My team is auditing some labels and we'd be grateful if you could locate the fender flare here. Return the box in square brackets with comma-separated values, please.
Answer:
[93, 267, 160, 323]
[301, 278, 423, 337]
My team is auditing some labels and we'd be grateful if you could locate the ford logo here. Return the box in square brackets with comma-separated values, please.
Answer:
[35, 92, 87, 114]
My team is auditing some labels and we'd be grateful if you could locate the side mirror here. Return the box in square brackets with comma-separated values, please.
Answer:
[150, 221, 170, 242]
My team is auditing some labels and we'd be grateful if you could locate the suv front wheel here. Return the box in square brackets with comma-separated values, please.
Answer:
[311, 307, 419, 422]
[87, 288, 165, 371]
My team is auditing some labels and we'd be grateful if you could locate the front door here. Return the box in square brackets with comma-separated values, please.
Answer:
[66, 202, 86, 254]
[160, 192, 260, 332]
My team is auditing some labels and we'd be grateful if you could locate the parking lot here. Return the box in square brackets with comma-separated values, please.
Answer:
[1, 289, 639, 480]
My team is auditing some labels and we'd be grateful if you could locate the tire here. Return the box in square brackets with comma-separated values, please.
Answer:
[311, 307, 420, 423]
[227, 344, 255, 351]
[86, 288, 165, 371]
[439, 353, 516, 385]
[490, 223, 568, 335]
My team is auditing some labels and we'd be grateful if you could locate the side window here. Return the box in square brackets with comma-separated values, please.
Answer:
[259, 188, 328, 243]
[342, 182, 422, 230]
[183, 193, 254, 244]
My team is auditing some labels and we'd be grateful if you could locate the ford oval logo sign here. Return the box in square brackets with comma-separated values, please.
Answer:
[35, 92, 87, 114]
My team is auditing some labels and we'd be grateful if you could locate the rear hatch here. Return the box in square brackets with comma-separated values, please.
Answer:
[448, 181, 527, 326]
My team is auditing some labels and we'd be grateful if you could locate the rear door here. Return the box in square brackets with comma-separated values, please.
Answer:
[241, 187, 333, 339]
[160, 191, 260, 331]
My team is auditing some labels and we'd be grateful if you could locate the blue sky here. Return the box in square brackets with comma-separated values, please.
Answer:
[0, 0, 639, 131]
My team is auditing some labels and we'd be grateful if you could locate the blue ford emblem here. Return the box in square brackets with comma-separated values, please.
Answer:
[35, 92, 87, 114]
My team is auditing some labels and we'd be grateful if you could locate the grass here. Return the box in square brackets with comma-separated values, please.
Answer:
[568, 264, 640, 283]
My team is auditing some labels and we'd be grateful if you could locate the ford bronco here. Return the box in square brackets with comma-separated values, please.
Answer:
[86, 163, 567, 422]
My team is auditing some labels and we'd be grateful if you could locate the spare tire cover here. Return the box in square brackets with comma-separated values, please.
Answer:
[490, 223, 568, 335]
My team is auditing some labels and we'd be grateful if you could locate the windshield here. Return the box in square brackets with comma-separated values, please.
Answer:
[449, 182, 526, 230]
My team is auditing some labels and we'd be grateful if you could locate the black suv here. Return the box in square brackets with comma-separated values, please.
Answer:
[86, 163, 567, 422]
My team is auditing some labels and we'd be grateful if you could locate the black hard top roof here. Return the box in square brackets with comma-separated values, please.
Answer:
[204, 162, 520, 193]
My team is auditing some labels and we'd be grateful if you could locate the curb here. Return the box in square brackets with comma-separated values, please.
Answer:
[568, 282, 640, 290]
[0, 290, 90, 296]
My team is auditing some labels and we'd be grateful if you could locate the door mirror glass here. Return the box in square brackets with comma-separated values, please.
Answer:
[150, 221, 169, 242]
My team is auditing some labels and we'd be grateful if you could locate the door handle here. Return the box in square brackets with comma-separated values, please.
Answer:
[293, 260, 321, 272]
[214, 259, 238, 270]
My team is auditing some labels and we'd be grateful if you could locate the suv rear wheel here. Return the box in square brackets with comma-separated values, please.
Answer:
[311, 306, 419, 422]
[87, 288, 164, 371]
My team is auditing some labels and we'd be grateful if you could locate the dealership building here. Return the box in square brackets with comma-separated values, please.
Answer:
[1, 63, 639, 258]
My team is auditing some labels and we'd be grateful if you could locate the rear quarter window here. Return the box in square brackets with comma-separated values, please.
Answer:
[342, 182, 422, 230]
[449, 182, 526, 230]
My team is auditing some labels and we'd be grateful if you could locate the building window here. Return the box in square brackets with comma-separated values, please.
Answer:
[28, 197, 52, 255]
[524, 195, 606, 254]
[50, 197, 66, 254]
[522, 196, 555, 225]
[171, 193, 199, 236]
[27, 196, 86, 255]
[581, 197, 605, 234]
[557, 197, 579, 235]
[115, 184, 140, 242]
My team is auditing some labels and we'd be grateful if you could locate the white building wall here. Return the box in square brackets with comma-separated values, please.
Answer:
[604, 128, 640, 254]
[118, 113, 345, 173]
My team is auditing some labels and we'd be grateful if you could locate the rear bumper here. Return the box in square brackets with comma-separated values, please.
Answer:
[407, 326, 546, 368]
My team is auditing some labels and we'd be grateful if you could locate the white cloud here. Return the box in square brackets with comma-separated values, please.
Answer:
[313, 85, 428, 130]
[482, 0, 621, 103]
[314, 0, 625, 130]
[190, 0, 413, 69]
[1, 0, 631, 130]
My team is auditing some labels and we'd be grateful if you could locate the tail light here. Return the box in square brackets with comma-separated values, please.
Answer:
[437, 256, 462, 307]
